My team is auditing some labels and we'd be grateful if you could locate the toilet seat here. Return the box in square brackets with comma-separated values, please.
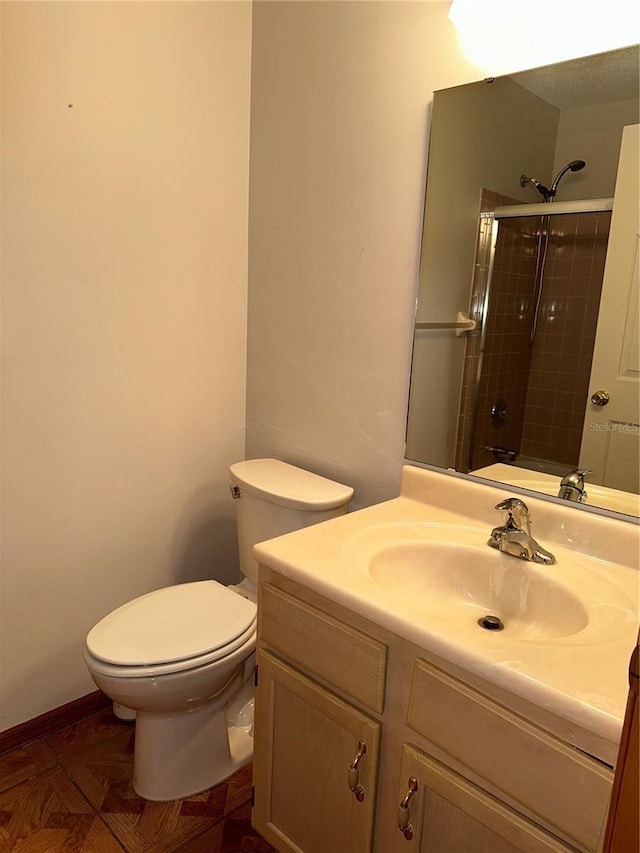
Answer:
[85, 580, 257, 678]
[85, 619, 256, 678]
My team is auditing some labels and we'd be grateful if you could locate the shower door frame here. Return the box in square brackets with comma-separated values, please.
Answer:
[465, 196, 614, 475]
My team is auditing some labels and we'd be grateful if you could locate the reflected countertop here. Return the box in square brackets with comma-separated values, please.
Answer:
[474, 462, 640, 517]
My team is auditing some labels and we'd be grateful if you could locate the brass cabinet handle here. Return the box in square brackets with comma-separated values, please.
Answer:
[347, 739, 367, 802]
[398, 776, 419, 841]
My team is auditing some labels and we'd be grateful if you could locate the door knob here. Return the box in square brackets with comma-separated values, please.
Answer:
[590, 390, 610, 407]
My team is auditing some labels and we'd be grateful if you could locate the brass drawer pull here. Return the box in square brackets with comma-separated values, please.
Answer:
[347, 739, 367, 802]
[398, 776, 419, 841]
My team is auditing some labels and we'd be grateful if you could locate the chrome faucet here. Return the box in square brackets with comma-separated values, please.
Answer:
[488, 497, 556, 565]
[558, 469, 591, 503]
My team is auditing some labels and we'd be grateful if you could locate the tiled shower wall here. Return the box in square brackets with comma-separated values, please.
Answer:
[520, 211, 611, 464]
[456, 191, 610, 473]
[455, 190, 522, 471]
[468, 210, 538, 471]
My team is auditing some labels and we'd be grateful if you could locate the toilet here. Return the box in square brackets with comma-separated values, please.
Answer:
[84, 458, 353, 802]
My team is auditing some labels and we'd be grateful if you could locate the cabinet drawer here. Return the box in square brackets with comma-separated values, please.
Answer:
[407, 659, 612, 852]
[260, 583, 387, 713]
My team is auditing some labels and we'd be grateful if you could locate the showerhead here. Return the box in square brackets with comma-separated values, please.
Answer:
[520, 160, 587, 202]
[549, 159, 587, 197]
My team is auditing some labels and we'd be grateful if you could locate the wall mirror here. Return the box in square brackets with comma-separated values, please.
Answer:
[406, 45, 640, 518]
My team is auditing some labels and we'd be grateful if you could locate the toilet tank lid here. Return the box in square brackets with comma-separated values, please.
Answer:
[229, 458, 354, 511]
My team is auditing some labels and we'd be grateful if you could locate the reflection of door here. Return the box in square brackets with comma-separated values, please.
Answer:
[579, 125, 640, 491]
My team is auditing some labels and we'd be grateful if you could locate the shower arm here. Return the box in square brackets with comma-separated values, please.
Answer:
[520, 174, 551, 200]
[521, 160, 586, 204]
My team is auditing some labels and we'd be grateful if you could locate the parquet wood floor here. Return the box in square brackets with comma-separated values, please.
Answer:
[0, 709, 275, 853]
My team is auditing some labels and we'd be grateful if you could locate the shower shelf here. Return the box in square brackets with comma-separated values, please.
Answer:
[416, 311, 477, 336]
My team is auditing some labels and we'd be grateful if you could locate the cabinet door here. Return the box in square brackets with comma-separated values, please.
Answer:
[253, 650, 381, 853]
[392, 745, 577, 853]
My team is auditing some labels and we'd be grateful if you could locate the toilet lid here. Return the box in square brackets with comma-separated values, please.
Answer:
[86, 581, 257, 666]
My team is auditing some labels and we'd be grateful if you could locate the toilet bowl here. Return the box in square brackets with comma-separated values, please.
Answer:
[84, 459, 354, 801]
[84, 580, 257, 801]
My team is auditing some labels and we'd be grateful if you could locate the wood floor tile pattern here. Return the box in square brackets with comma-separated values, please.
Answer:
[0, 709, 274, 852]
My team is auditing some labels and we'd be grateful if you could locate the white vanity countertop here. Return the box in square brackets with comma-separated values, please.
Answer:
[253, 466, 640, 765]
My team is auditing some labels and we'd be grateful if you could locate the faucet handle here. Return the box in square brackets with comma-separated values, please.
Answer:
[494, 497, 530, 532]
[560, 468, 592, 488]
[558, 468, 592, 503]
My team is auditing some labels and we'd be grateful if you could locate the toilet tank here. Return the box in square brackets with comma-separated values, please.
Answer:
[229, 458, 354, 585]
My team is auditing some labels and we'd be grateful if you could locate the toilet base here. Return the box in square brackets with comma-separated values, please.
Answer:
[113, 702, 137, 721]
[132, 670, 254, 802]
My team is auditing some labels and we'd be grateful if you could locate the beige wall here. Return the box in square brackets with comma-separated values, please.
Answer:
[553, 98, 640, 200]
[246, 0, 483, 509]
[0, 2, 251, 730]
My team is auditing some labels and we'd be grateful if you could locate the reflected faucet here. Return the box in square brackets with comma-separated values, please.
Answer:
[488, 498, 556, 565]
[558, 469, 591, 503]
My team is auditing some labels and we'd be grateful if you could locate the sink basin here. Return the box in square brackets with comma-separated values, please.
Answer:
[352, 526, 589, 640]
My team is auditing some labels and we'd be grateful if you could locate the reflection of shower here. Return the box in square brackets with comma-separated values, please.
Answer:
[520, 159, 586, 202]
[461, 192, 612, 476]
[550, 160, 586, 197]
[523, 160, 587, 342]
[529, 217, 549, 344]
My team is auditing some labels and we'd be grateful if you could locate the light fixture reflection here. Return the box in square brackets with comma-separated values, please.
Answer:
[449, 0, 640, 76]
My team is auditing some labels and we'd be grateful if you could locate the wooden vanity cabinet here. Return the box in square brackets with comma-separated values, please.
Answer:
[253, 571, 612, 853]
[252, 582, 386, 853]
[252, 650, 381, 853]
[406, 659, 612, 851]
[392, 744, 574, 853]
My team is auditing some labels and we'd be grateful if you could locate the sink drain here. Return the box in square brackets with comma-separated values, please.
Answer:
[478, 615, 504, 631]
